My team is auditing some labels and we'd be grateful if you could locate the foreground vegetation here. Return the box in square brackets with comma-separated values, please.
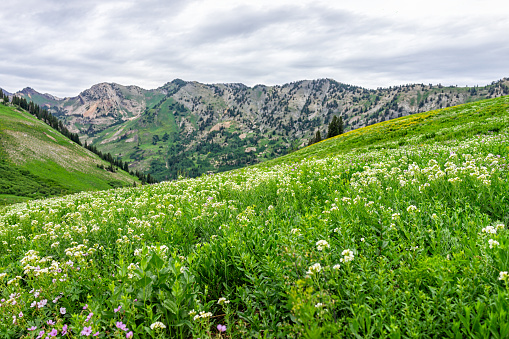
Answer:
[1, 96, 509, 338]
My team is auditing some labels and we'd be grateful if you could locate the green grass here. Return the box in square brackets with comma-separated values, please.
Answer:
[1, 96, 509, 337]
[0, 105, 138, 205]
[268, 95, 509, 165]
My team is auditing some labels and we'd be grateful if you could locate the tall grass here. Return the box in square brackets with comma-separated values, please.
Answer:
[1, 96, 509, 338]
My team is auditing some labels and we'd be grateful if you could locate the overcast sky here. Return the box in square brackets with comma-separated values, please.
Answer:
[1, 0, 508, 97]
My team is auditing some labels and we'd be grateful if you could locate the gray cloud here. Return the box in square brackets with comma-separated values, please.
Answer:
[1, 0, 508, 97]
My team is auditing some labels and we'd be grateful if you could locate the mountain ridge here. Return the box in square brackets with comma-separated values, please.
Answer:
[6, 77, 509, 180]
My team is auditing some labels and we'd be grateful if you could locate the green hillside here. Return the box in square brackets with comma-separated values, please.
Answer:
[0, 96, 508, 338]
[270, 94, 509, 164]
[93, 95, 295, 181]
[0, 104, 138, 205]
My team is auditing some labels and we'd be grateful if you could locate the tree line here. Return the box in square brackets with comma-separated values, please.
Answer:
[308, 115, 344, 145]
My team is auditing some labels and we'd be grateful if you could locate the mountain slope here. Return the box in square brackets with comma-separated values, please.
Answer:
[265, 94, 509, 166]
[0, 104, 138, 205]
[11, 78, 509, 180]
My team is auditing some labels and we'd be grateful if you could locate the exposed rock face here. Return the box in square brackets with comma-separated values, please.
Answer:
[73, 83, 147, 119]
[21, 83, 159, 134]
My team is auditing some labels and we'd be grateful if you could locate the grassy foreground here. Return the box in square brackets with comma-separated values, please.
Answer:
[1, 96, 509, 338]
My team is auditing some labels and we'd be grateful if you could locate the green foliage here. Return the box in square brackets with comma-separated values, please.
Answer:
[326, 115, 343, 139]
[1, 95, 509, 337]
[0, 105, 138, 205]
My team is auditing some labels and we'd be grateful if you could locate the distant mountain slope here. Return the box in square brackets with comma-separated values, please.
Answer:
[265, 94, 509, 166]
[9, 78, 509, 180]
[0, 104, 138, 205]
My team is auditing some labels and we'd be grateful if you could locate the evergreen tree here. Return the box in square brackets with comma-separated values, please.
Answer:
[314, 130, 322, 144]
[338, 116, 344, 135]
[327, 116, 340, 138]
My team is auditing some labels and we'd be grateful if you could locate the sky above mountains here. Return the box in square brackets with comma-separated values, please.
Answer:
[1, 0, 508, 97]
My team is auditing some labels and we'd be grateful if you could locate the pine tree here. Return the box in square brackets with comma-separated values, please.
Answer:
[327, 116, 341, 138]
[338, 116, 344, 135]
[314, 130, 322, 143]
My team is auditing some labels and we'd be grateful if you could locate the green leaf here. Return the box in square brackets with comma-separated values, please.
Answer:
[137, 275, 152, 288]
[137, 283, 153, 301]
[149, 253, 165, 271]
[162, 299, 178, 314]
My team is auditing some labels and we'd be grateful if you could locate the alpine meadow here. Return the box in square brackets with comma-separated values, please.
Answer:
[1, 93, 509, 338]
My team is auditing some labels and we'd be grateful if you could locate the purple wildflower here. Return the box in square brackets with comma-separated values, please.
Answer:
[81, 326, 92, 336]
[116, 321, 128, 331]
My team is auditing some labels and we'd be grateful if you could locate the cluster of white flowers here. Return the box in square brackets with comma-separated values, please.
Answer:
[218, 297, 230, 305]
[316, 240, 330, 251]
[488, 239, 500, 249]
[482, 226, 497, 234]
[127, 263, 138, 279]
[290, 228, 301, 235]
[340, 249, 354, 263]
[306, 263, 322, 275]
[150, 322, 166, 329]
[499, 271, 508, 281]
[418, 183, 430, 192]
[191, 310, 213, 321]
[134, 245, 169, 259]
[65, 244, 96, 259]
[407, 205, 420, 213]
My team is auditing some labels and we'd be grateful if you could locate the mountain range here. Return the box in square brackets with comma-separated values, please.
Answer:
[6, 78, 509, 181]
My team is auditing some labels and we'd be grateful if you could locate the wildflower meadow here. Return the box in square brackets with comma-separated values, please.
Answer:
[1, 96, 509, 338]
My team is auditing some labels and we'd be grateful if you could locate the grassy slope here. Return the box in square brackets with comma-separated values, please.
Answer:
[1, 96, 509, 337]
[0, 105, 138, 205]
[267, 95, 509, 165]
[91, 97, 180, 171]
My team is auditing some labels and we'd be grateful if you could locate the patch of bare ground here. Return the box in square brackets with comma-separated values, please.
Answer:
[4, 130, 93, 171]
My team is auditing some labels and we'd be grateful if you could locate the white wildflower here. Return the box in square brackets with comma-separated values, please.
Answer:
[218, 297, 230, 305]
[150, 322, 166, 329]
[340, 249, 354, 263]
[482, 226, 497, 234]
[488, 239, 500, 249]
[316, 240, 330, 251]
[306, 263, 322, 275]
